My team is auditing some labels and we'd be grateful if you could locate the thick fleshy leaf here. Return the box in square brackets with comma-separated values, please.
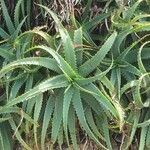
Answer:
[0, 57, 61, 78]
[41, 96, 55, 150]
[33, 94, 43, 149]
[27, 45, 79, 79]
[75, 83, 124, 129]
[1, 75, 69, 108]
[38, 5, 77, 71]
[63, 86, 74, 145]
[72, 88, 107, 149]
[74, 27, 83, 66]
[79, 32, 117, 76]
[0, 0, 15, 34]
[51, 90, 64, 144]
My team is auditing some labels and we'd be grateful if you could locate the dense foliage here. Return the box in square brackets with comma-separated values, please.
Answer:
[0, 0, 150, 149]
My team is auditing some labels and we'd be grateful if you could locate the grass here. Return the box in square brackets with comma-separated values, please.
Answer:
[0, 0, 150, 149]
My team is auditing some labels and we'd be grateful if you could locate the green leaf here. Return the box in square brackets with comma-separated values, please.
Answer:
[81, 92, 103, 115]
[22, 74, 33, 110]
[138, 42, 150, 74]
[0, 0, 15, 34]
[0, 47, 15, 60]
[74, 27, 83, 66]
[138, 111, 150, 149]
[79, 32, 117, 76]
[76, 59, 113, 85]
[9, 75, 27, 99]
[14, 0, 24, 28]
[121, 61, 142, 77]
[11, 16, 27, 39]
[63, 86, 74, 146]
[124, 0, 142, 21]
[124, 110, 140, 149]
[0, 57, 61, 78]
[51, 90, 64, 143]
[139, 126, 148, 150]
[0, 124, 12, 150]
[82, 0, 92, 21]
[0, 28, 9, 39]
[68, 105, 78, 150]
[146, 126, 150, 148]
[133, 74, 150, 108]
[77, 83, 117, 117]
[1, 75, 69, 108]
[38, 5, 77, 71]
[27, 45, 79, 80]
[34, 94, 43, 150]
[83, 12, 111, 30]
[85, 106, 104, 140]
[57, 125, 64, 149]
[17, 30, 54, 48]
[76, 83, 124, 129]
[96, 68, 115, 94]
[72, 88, 107, 149]
[102, 116, 112, 150]
[41, 95, 55, 150]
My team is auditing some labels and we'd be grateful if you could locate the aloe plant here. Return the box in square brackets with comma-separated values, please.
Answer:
[0, 0, 150, 149]
[0, 5, 126, 149]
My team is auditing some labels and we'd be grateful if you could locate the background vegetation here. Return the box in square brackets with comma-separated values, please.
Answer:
[0, 0, 150, 149]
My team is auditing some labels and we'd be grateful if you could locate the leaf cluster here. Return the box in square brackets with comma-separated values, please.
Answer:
[0, 0, 150, 150]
